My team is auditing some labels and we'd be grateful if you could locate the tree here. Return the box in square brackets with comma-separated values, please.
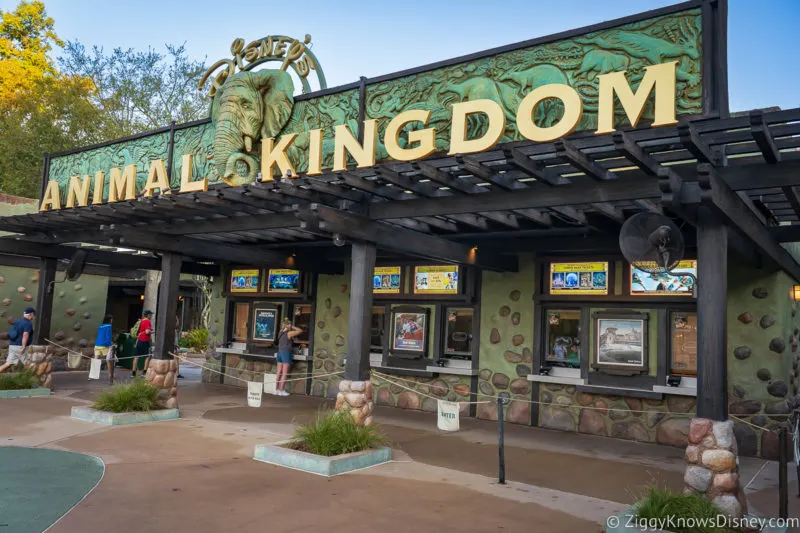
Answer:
[60, 42, 209, 138]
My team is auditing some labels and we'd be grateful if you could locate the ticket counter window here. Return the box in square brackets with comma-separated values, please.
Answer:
[444, 307, 473, 358]
[232, 302, 249, 341]
[293, 304, 312, 344]
[544, 309, 581, 369]
[670, 311, 697, 376]
[371, 307, 386, 349]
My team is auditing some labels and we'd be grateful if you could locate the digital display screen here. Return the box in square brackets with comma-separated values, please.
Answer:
[252, 308, 277, 342]
[230, 269, 260, 293]
[550, 262, 608, 295]
[630, 260, 696, 296]
[413, 265, 458, 295]
[374, 266, 402, 294]
[267, 269, 300, 294]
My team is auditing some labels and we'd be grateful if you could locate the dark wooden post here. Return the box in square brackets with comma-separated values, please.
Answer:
[696, 210, 728, 420]
[33, 257, 57, 345]
[153, 252, 182, 360]
[345, 243, 376, 381]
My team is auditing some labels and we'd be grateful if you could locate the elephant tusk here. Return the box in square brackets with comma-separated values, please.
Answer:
[244, 135, 253, 153]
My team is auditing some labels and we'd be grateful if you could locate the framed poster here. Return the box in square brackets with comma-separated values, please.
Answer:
[252, 307, 278, 343]
[391, 308, 428, 354]
[630, 260, 696, 296]
[593, 312, 648, 373]
[374, 266, 402, 294]
[267, 269, 300, 294]
[670, 312, 697, 375]
[413, 265, 459, 295]
[230, 269, 260, 293]
[550, 262, 608, 295]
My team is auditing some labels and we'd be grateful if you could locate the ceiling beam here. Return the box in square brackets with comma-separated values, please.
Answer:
[555, 139, 616, 181]
[157, 212, 299, 235]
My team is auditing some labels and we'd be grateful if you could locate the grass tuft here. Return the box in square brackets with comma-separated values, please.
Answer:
[0, 369, 40, 390]
[636, 487, 742, 533]
[92, 378, 160, 413]
[293, 408, 388, 457]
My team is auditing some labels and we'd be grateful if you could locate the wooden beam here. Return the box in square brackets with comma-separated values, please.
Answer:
[590, 202, 625, 224]
[612, 131, 661, 176]
[32, 257, 57, 345]
[414, 161, 486, 194]
[157, 212, 299, 235]
[503, 148, 569, 186]
[699, 163, 800, 282]
[153, 252, 182, 360]
[750, 110, 781, 165]
[345, 243, 375, 381]
[298, 205, 517, 272]
[555, 139, 616, 181]
[678, 123, 717, 165]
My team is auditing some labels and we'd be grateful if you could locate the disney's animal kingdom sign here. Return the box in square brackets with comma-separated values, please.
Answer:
[40, 5, 707, 212]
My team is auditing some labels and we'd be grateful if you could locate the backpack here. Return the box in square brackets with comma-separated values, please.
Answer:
[7, 320, 19, 342]
[130, 319, 141, 338]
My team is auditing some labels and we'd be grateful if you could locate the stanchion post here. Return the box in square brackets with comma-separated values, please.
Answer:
[779, 426, 788, 519]
[498, 396, 507, 484]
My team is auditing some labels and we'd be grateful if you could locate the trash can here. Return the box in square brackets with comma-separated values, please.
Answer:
[114, 333, 146, 372]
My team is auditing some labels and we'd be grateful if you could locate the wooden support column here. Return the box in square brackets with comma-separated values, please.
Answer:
[345, 243, 376, 381]
[696, 210, 728, 421]
[153, 253, 182, 360]
[32, 257, 57, 345]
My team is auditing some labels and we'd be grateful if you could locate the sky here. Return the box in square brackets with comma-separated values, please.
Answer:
[3, 0, 798, 112]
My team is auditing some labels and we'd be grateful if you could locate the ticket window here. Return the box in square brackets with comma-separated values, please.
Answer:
[231, 302, 249, 342]
[370, 306, 386, 351]
[543, 309, 582, 370]
[443, 307, 474, 359]
[293, 304, 312, 344]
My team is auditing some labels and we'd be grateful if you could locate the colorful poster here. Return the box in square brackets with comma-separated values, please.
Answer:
[252, 308, 277, 342]
[596, 318, 645, 367]
[267, 269, 300, 293]
[413, 265, 458, 295]
[392, 312, 426, 352]
[231, 269, 260, 293]
[373, 266, 402, 294]
[631, 260, 696, 296]
[550, 262, 608, 295]
[671, 312, 697, 375]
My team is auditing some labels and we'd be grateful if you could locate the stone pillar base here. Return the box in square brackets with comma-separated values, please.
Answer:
[336, 380, 374, 426]
[145, 358, 179, 409]
[24, 345, 53, 390]
[684, 418, 747, 518]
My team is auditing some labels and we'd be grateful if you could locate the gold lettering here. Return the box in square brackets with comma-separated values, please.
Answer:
[261, 37, 274, 57]
[243, 40, 260, 63]
[516, 84, 583, 142]
[282, 39, 306, 70]
[39, 180, 61, 211]
[179, 154, 208, 193]
[230, 38, 245, 70]
[307, 129, 324, 176]
[596, 61, 678, 135]
[384, 110, 436, 161]
[274, 37, 290, 58]
[142, 159, 171, 198]
[448, 99, 506, 155]
[65, 175, 91, 208]
[108, 164, 137, 202]
[92, 171, 105, 205]
[261, 134, 297, 181]
[333, 120, 378, 171]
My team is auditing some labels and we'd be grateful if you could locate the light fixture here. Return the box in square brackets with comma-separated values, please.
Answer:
[140, 295, 144, 301]
[332, 233, 346, 247]
[793, 285, 800, 302]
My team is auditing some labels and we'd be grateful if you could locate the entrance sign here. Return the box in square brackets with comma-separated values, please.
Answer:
[252, 308, 278, 342]
[550, 262, 608, 295]
[437, 400, 460, 431]
[231, 269, 260, 293]
[374, 267, 401, 294]
[267, 269, 300, 294]
[41, 7, 706, 211]
[414, 266, 459, 295]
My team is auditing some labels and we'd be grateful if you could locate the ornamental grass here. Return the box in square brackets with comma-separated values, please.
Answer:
[292, 408, 388, 457]
[0, 369, 39, 390]
[92, 378, 160, 413]
[636, 487, 742, 533]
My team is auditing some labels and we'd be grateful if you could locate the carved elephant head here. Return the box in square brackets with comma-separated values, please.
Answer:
[210, 69, 295, 185]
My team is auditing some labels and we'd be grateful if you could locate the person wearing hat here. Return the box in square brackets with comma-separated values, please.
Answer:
[131, 310, 153, 378]
[0, 307, 35, 373]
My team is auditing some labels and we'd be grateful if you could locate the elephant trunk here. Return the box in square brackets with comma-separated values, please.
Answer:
[213, 119, 259, 183]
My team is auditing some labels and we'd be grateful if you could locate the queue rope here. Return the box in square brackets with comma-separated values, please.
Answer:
[45, 338, 140, 361]
[170, 352, 344, 384]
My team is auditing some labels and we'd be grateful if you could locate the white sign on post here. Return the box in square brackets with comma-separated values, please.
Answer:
[247, 382, 262, 408]
[437, 400, 460, 431]
[263, 373, 277, 395]
[88, 358, 102, 380]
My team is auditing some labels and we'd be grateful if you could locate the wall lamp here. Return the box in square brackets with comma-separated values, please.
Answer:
[793, 285, 800, 302]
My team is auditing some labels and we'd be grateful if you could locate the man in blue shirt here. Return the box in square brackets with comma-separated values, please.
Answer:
[0, 307, 35, 373]
[95, 315, 115, 383]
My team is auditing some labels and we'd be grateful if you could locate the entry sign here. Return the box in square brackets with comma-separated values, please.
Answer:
[89, 358, 102, 380]
[437, 400, 460, 431]
[247, 381, 263, 407]
[263, 373, 277, 395]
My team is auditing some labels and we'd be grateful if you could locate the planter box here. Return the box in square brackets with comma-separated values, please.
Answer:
[0, 388, 51, 399]
[70, 406, 180, 426]
[253, 438, 392, 476]
[605, 506, 790, 533]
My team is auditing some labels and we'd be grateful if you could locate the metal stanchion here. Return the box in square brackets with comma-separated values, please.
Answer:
[497, 396, 509, 484]
[779, 426, 788, 519]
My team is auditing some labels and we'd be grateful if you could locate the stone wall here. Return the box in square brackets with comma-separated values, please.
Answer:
[310, 270, 350, 399]
[373, 374, 471, 415]
[476, 254, 535, 425]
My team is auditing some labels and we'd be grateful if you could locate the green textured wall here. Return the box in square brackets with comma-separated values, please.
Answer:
[476, 254, 536, 424]
[202, 270, 228, 383]
[310, 270, 351, 399]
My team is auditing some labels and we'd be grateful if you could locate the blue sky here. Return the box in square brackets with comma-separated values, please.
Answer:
[4, 0, 798, 112]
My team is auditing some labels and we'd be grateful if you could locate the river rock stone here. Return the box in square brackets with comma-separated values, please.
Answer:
[53, 331, 66, 341]
[732, 385, 746, 399]
[504, 350, 523, 363]
[712, 420, 735, 450]
[515, 364, 531, 377]
[16, 286, 25, 293]
[712, 494, 742, 519]
[702, 450, 736, 472]
[420, 397, 437, 412]
[756, 368, 772, 381]
[612, 421, 649, 442]
[733, 423, 757, 456]
[541, 391, 552, 404]
[376, 387, 392, 405]
[506, 400, 529, 424]
[609, 408, 627, 421]
[491, 373, 510, 390]
[765, 399, 790, 415]
[321, 332, 330, 342]
[509, 289, 520, 301]
[65, 308, 76, 317]
[490, 328, 501, 344]
[685, 466, 713, 492]
[648, 411, 665, 428]
[324, 298, 331, 309]
[429, 380, 448, 397]
[512, 334, 524, 346]
[761, 430, 779, 460]
[769, 338, 786, 354]
[317, 321, 325, 329]
[335, 335, 345, 347]
[656, 418, 690, 447]
[759, 315, 776, 329]
[510, 378, 530, 395]
[624, 397, 642, 412]
[478, 368, 491, 381]
[79, 297, 87, 304]
[593, 399, 608, 415]
[667, 396, 695, 413]
[340, 283, 348, 293]
[332, 306, 341, 318]
[1, 298, 9, 307]
[453, 384, 470, 397]
[541, 406, 575, 431]
[737, 312, 754, 324]
[579, 409, 607, 436]
[499, 306, 510, 317]
[685, 445, 701, 464]
[511, 312, 521, 326]
[522, 348, 532, 363]
[752, 415, 767, 426]
[729, 400, 762, 415]
[555, 395, 572, 406]
[323, 360, 335, 372]
[767, 380, 788, 397]
[397, 391, 421, 410]
[713, 473, 740, 492]
[689, 418, 712, 444]
[733, 346, 752, 360]
[23, 293, 32, 302]
[752, 287, 768, 299]
[479, 381, 494, 396]
[78, 339, 88, 348]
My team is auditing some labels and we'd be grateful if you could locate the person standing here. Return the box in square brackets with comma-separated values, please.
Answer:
[275, 319, 302, 396]
[131, 310, 153, 378]
[95, 315, 116, 384]
[175, 313, 184, 379]
[0, 307, 35, 374]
